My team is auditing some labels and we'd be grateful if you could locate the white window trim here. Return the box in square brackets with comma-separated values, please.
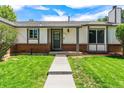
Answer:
[28, 28, 39, 40]
[89, 28, 105, 44]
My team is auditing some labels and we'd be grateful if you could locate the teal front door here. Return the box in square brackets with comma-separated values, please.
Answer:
[52, 30, 61, 50]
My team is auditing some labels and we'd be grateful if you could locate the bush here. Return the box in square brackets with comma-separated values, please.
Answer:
[116, 24, 124, 56]
[0, 23, 17, 59]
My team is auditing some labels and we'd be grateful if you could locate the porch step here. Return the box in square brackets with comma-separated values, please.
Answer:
[48, 71, 72, 75]
[49, 51, 82, 56]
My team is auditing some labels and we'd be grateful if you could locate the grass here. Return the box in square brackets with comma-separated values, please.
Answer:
[68, 56, 124, 88]
[0, 55, 54, 88]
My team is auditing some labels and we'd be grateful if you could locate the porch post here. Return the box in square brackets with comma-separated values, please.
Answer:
[47, 28, 49, 44]
[106, 26, 108, 52]
[76, 27, 79, 52]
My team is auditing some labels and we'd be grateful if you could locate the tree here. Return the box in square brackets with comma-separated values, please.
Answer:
[122, 10, 124, 19]
[0, 23, 17, 59]
[116, 24, 124, 56]
[97, 16, 108, 22]
[0, 5, 16, 21]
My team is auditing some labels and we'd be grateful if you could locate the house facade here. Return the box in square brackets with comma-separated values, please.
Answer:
[0, 6, 123, 53]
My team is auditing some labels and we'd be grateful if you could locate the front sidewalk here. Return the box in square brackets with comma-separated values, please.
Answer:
[44, 54, 76, 88]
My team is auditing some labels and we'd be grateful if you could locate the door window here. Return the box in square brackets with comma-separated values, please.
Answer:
[52, 30, 61, 49]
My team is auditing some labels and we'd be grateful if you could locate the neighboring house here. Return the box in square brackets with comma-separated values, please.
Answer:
[0, 6, 123, 53]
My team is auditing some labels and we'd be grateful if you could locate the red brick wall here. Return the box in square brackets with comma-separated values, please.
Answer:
[62, 44, 76, 51]
[108, 44, 122, 52]
[11, 44, 50, 53]
[61, 44, 88, 52]
[10, 44, 123, 53]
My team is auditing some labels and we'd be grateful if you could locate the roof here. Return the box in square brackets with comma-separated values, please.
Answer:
[0, 17, 16, 26]
[15, 21, 83, 27]
[0, 17, 116, 27]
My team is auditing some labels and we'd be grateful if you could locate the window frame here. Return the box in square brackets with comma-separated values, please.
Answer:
[28, 28, 39, 40]
[89, 28, 105, 44]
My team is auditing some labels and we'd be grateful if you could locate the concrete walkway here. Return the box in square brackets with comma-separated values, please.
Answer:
[44, 54, 76, 88]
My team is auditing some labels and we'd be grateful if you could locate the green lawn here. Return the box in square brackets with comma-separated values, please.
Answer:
[68, 56, 124, 88]
[0, 55, 54, 88]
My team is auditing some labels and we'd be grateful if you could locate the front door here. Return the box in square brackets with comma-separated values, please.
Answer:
[52, 29, 61, 50]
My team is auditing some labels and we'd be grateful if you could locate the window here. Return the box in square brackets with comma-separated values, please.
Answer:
[89, 29, 105, 44]
[89, 30, 96, 43]
[97, 30, 104, 43]
[29, 28, 38, 39]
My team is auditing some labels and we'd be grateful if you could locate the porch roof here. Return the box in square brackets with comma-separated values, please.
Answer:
[0, 17, 117, 27]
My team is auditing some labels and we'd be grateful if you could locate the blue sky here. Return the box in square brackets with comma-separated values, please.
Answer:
[11, 5, 124, 21]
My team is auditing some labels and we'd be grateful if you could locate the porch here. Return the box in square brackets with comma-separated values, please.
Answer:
[48, 27, 107, 53]
[48, 27, 80, 52]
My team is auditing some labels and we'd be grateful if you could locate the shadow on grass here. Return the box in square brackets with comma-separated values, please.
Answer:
[0, 57, 3, 62]
[0, 59, 3, 62]
[106, 53, 124, 59]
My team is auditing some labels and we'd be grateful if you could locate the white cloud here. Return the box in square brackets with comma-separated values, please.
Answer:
[11, 5, 49, 11]
[118, 5, 124, 9]
[10, 5, 25, 11]
[66, 5, 93, 9]
[53, 9, 65, 16]
[72, 14, 96, 21]
[41, 9, 66, 21]
[71, 9, 110, 21]
[32, 6, 49, 10]
[41, 15, 68, 21]
[41, 9, 110, 21]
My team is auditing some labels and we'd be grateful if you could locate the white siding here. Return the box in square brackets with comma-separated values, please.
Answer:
[16, 28, 27, 44]
[63, 28, 76, 44]
[15, 26, 120, 46]
[40, 28, 48, 44]
[79, 26, 88, 44]
[29, 40, 38, 44]
[108, 26, 120, 44]
[16, 28, 48, 44]
[89, 26, 106, 29]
